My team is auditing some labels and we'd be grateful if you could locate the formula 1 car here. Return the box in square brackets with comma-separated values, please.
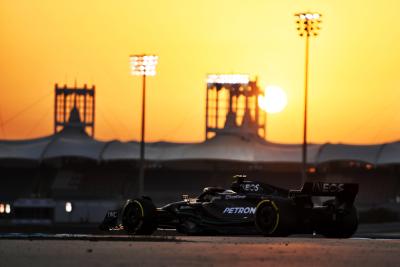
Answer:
[100, 176, 359, 238]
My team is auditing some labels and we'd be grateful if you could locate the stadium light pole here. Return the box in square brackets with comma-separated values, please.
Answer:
[294, 12, 322, 184]
[130, 54, 158, 197]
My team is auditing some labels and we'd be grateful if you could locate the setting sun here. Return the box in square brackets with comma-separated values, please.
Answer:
[258, 85, 288, 114]
[2, 1, 400, 144]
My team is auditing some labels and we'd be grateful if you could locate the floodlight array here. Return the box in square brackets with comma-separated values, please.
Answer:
[295, 12, 322, 37]
[207, 74, 249, 85]
[0, 202, 11, 214]
[65, 202, 73, 213]
[130, 55, 158, 76]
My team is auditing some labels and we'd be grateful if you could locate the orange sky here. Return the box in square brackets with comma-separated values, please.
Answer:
[1, 0, 400, 144]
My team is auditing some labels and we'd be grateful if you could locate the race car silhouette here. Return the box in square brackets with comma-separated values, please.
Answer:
[100, 176, 359, 238]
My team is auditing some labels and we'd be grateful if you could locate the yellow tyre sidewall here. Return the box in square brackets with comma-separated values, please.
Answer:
[256, 199, 280, 234]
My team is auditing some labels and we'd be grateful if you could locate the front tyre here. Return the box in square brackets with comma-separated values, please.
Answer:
[122, 198, 158, 235]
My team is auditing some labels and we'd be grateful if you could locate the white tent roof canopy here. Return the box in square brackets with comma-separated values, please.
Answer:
[1, 126, 400, 166]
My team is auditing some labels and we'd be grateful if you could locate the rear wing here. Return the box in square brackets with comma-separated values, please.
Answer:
[290, 182, 359, 205]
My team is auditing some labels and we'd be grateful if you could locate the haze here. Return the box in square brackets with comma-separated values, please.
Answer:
[1, 0, 400, 144]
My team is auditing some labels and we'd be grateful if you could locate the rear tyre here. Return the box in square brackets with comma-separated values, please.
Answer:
[122, 198, 158, 235]
[255, 200, 280, 236]
[320, 204, 358, 238]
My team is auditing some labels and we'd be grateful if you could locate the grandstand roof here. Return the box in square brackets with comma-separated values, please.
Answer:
[1, 122, 400, 165]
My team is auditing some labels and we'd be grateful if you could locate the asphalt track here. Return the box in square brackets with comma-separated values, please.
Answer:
[1, 234, 400, 267]
[1, 223, 399, 266]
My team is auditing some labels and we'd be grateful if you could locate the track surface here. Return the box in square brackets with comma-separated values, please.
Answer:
[1, 236, 399, 267]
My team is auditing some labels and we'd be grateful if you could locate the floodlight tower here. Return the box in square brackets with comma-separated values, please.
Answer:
[54, 83, 95, 136]
[206, 74, 266, 140]
[130, 54, 158, 197]
[294, 12, 322, 182]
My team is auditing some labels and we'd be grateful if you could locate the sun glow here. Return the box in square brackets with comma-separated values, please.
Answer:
[258, 86, 288, 114]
